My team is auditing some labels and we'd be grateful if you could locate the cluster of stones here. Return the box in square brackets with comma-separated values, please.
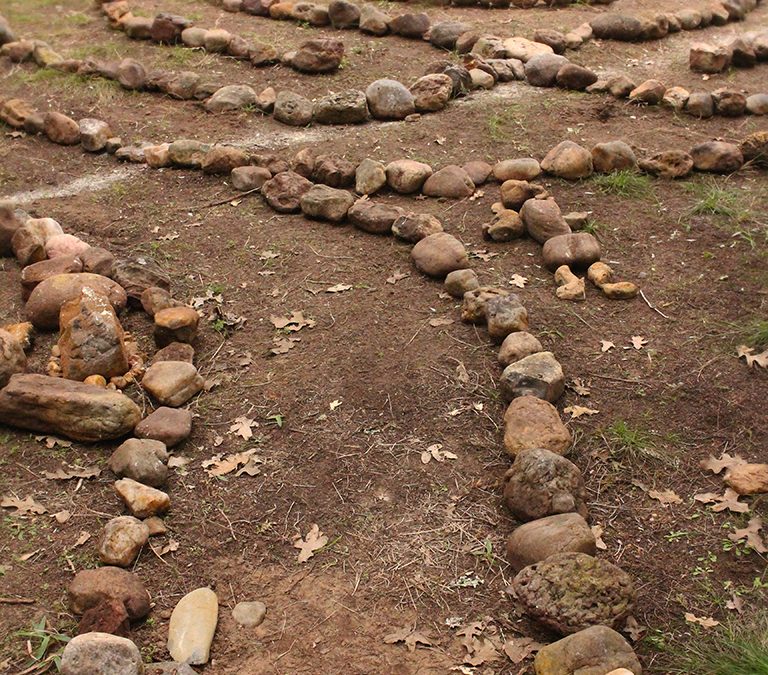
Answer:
[0, 203, 264, 672]
[691, 31, 768, 70]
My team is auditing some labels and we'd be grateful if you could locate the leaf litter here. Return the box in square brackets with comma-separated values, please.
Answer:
[294, 524, 328, 563]
[384, 625, 433, 652]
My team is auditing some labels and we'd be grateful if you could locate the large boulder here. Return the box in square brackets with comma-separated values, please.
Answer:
[25, 273, 127, 331]
[512, 553, 635, 635]
[534, 626, 642, 674]
[0, 374, 140, 441]
[502, 447, 587, 521]
[503, 395, 571, 456]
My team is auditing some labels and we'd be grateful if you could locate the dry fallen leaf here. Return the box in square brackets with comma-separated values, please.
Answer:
[569, 378, 591, 396]
[53, 510, 72, 524]
[1, 496, 47, 516]
[329, 399, 342, 411]
[729, 517, 767, 553]
[270, 335, 301, 356]
[509, 274, 528, 289]
[684, 612, 719, 628]
[386, 270, 409, 285]
[737, 345, 768, 369]
[156, 539, 180, 556]
[694, 488, 749, 513]
[270, 311, 315, 332]
[167, 456, 191, 469]
[294, 523, 329, 563]
[700, 452, 746, 475]
[502, 636, 540, 664]
[623, 616, 646, 641]
[326, 283, 353, 293]
[455, 362, 470, 384]
[383, 626, 433, 652]
[43, 466, 101, 480]
[564, 405, 600, 419]
[591, 524, 607, 550]
[229, 416, 258, 441]
[631, 336, 648, 350]
[203, 449, 263, 477]
[35, 436, 72, 449]
[726, 593, 744, 613]
[648, 488, 683, 506]
[421, 443, 457, 464]
[72, 531, 91, 548]
[600, 340, 615, 353]
[464, 637, 501, 666]
[429, 317, 454, 327]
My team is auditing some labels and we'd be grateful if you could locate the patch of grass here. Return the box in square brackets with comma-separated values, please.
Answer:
[14, 616, 71, 674]
[602, 419, 675, 465]
[666, 611, 768, 674]
[487, 106, 523, 143]
[166, 45, 196, 66]
[724, 318, 768, 349]
[683, 179, 753, 221]
[592, 170, 652, 199]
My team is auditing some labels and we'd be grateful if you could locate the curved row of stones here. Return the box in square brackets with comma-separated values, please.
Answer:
[98, 1, 768, 121]
[690, 32, 768, 74]
[0, 127, 649, 671]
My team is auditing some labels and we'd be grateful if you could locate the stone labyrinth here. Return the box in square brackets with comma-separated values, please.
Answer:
[0, 0, 767, 672]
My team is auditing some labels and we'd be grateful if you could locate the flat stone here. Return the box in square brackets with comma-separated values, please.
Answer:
[313, 90, 368, 125]
[99, 516, 150, 567]
[167, 588, 219, 665]
[493, 158, 541, 182]
[512, 553, 635, 635]
[391, 212, 443, 242]
[115, 478, 170, 518]
[61, 632, 142, 675]
[0, 374, 140, 441]
[411, 232, 469, 278]
[348, 201, 405, 235]
[355, 158, 386, 195]
[232, 600, 267, 628]
[109, 438, 169, 487]
[503, 395, 571, 456]
[300, 184, 355, 222]
[135, 407, 192, 447]
[503, 448, 587, 521]
[500, 351, 565, 403]
[68, 566, 151, 620]
[142, 361, 204, 407]
[507, 513, 595, 571]
[113, 257, 171, 303]
[534, 626, 642, 674]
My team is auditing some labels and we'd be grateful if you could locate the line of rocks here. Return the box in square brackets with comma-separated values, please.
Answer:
[0, 204, 268, 672]
[691, 31, 768, 75]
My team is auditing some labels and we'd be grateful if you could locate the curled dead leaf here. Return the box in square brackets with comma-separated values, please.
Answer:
[294, 523, 329, 563]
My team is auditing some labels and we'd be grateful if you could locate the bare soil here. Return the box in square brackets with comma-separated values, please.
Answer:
[1, 0, 767, 673]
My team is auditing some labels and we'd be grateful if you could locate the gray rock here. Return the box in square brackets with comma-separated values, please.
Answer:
[486, 294, 529, 342]
[347, 201, 404, 235]
[390, 12, 430, 38]
[300, 184, 355, 222]
[502, 448, 587, 521]
[232, 600, 267, 628]
[590, 14, 644, 41]
[109, 438, 169, 487]
[261, 171, 313, 212]
[556, 63, 597, 90]
[746, 93, 768, 115]
[498, 332, 542, 367]
[445, 269, 479, 298]
[273, 91, 313, 126]
[328, 0, 360, 28]
[359, 4, 391, 35]
[524, 53, 568, 87]
[355, 158, 386, 195]
[391, 212, 443, 242]
[135, 407, 193, 447]
[685, 91, 715, 118]
[500, 351, 564, 402]
[429, 21, 471, 49]
[512, 553, 635, 635]
[204, 85, 258, 112]
[365, 79, 415, 120]
[313, 90, 368, 124]
[61, 633, 143, 675]
[142, 361, 204, 407]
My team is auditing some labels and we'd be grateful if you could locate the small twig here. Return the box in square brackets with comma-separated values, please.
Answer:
[0, 597, 35, 604]
[640, 290, 672, 320]
[202, 187, 261, 208]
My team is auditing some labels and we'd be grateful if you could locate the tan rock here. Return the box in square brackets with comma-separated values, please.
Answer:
[142, 361, 204, 407]
[11, 217, 63, 267]
[498, 331, 542, 366]
[725, 464, 768, 495]
[114, 478, 170, 518]
[0, 329, 26, 389]
[99, 516, 150, 567]
[154, 307, 199, 346]
[541, 141, 593, 179]
[411, 232, 469, 278]
[167, 588, 219, 665]
[602, 281, 639, 299]
[554, 265, 586, 301]
[503, 395, 571, 456]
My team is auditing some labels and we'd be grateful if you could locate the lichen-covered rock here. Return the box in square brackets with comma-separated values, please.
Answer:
[0, 329, 26, 389]
[511, 553, 635, 635]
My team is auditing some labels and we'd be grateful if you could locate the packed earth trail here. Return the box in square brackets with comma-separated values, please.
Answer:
[0, 0, 767, 674]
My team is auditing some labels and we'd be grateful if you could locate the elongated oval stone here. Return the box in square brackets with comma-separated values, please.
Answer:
[167, 587, 218, 665]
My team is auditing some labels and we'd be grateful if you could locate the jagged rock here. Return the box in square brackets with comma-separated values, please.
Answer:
[115, 478, 171, 518]
[486, 294, 529, 342]
[300, 184, 355, 222]
[79, 118, 112, 152]
[287, 38, 344, 73]
[638, 150, 694, 178]
[113, 258, 171, 304]
[68, 566, 150, 620]
[503, 448, 587, 521]
[313, 154, 356, 188]
[261, 171, 313, 212]
[391, 212, 443, 242]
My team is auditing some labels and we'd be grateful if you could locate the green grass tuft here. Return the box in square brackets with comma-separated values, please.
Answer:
[592, 170, 652, 199]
